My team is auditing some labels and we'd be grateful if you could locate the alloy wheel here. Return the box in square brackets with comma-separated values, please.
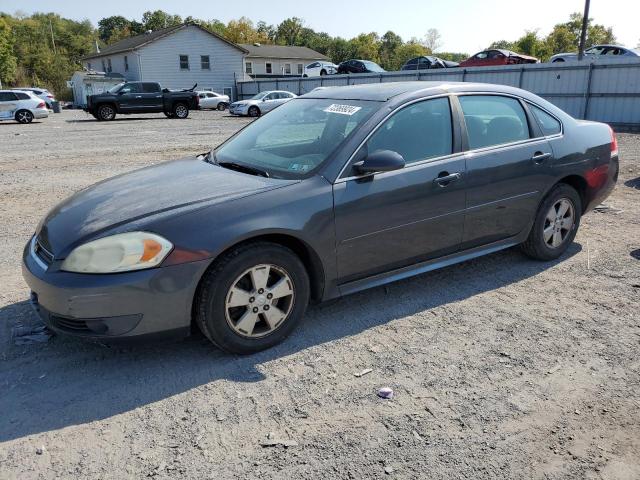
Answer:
[543, 198, 575, 248]
[175, 104, 188, 118]
[99, 105, 115, 120]
[16, 111, 33, 124]
[224, 264, 295, 338]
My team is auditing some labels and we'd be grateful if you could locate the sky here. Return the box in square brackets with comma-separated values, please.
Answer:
[2, 0, 638, 53]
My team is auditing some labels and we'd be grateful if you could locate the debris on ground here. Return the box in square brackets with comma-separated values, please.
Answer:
[35, 446, 46, 455]
[594, 203, 624, 215]
[259, 437, 298, 448]
[12, 323, 51, 345]
[354, 368, 373, 377]
[378, 387, 394, 399]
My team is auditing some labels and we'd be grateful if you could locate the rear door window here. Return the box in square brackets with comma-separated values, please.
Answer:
[142, 83, 160, 93]
[459, 95, 530, 149]
[529, 104, 562, 136]
[0, 92, 17, 101]
[366, 97, 453, 165]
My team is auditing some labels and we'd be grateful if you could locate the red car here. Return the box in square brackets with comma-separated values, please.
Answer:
[459, 49, 538, 67]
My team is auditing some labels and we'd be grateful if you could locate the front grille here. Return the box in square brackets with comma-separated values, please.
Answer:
[34, 237, 54, 265]
[50, 316, 92, 333]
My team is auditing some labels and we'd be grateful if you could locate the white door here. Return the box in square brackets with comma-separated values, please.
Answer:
[0, 92, 18, 121]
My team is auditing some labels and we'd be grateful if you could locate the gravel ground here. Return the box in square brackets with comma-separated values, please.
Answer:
[0, 110, 639, 480]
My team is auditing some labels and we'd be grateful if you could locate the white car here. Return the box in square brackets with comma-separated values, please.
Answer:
[550, 44, 640, 63]
[11, 87, 56, 108]
[303, 61, 338, 77]
[229, 91, 297, 117]
[0, 90, 49, 124]
[197, 91, 230, 110]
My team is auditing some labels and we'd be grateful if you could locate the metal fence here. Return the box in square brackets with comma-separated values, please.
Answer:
[237, 58, 640, 128]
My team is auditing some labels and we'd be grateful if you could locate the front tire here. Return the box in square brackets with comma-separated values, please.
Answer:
[15, 110, 34, 124]
[97, 104, 116, 121]
[521, 184, 582, 260]
[216, 102, 227, 111]
[194, 242, 310, 354]
[248, 106, 260, 117]
[173, 102, 189, 119]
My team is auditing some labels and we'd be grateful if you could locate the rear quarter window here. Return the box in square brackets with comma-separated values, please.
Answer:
[459, 95, 530, 150]
[529, 104, 562, 136]
[15, 92, 31, 100]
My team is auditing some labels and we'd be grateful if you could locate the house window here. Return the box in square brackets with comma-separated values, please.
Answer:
[107, 58, 112, 72]
[245, 61, 253, 74]
[265, 62, 272, 74]
[101, 59, 106, 71]
[87, 62, 92, 70]
[179, 55, 189, 70]
[201, 55, 210, 70]
[124, 55, 129, 72]
[297, 63, 303, 75]
[285, 63, 291, 74]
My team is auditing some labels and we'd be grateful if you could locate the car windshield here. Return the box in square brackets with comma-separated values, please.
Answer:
[108, 83, 125, 93]
[250, 92, 269, 100]
[214, 98, 379, 179]
[362, 61, 384, 72]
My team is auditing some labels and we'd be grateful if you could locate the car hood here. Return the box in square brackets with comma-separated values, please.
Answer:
[36, 156, 295, 256]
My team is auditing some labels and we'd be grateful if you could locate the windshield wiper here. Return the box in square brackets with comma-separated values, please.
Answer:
[217, 161, 270, 178]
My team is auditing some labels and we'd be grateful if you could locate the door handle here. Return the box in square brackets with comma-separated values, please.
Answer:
[434, 172, 461, 187]
[531, 152, 551, 164]
[135, 95, 142, 98]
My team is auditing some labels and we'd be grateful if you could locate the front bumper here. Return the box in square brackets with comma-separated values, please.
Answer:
[229, 104, 250, 116]
[22, 238, 211, 339]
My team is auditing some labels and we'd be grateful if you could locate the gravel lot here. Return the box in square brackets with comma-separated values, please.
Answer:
[1, 110, 639, 480]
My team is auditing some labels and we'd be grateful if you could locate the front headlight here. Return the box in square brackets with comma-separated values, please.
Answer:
[61, 232, 173, 274]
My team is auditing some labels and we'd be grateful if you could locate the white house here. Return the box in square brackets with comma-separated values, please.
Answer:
[81, 24, 248, 98]
[239, 44, 329, 78]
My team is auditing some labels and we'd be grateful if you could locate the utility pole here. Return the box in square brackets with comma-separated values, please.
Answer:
[49, 18, 57, 55]
[578, 0, 590, 61]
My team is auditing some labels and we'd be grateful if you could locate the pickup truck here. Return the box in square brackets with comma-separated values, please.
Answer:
[84, 81, 199, 121]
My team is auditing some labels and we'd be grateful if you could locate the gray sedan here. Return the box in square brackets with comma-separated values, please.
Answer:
[23, 82, 618, 354]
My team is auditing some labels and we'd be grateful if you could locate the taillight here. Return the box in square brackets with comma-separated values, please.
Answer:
[609, 126, 618, 157]
[195, 95, 200, 105]
[37, 102, 45, 109]
[47, 95, 54, 98]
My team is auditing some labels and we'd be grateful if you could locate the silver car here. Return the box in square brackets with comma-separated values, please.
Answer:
[229, 91, 297, 117]
[10, 87, 56, 108]
[0, 90, 49, 123]
[550, 44, 640, 63]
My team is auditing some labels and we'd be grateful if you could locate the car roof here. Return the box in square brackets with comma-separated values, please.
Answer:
[301, 81, 542, 102]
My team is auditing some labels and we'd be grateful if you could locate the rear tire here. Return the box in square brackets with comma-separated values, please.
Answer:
[521, 184, 582, 260]
[97, 104, 116, 121]
[248, 106, 260, 117]
[15, 110, 34, 124]
[173, 102, 189, 119]
[320, 69, 327, 76]
[194, 242, 310, 354]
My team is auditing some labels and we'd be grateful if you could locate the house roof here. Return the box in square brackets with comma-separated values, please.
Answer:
[82, 24, 248, 61]
[239, 43, 328, 60]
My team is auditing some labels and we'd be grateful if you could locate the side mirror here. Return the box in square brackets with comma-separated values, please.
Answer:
[262, 98, 267, 102]
[353, 150, 405, 175]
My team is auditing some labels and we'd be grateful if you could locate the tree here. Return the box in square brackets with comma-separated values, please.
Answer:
[0, 16, 17, 84]
[276, 17, 304, 45]
[225, 17, 268, 44]
[378, 31, 403, 70]
[141, 10, 182, 31]
[489, 40, 515, 50]
[256, 21, 276, 42]
[349, 33, 381, 63]
[327, 37, 356, 64]
[422, 28, 441, 53]
[97, 15, 130, 42]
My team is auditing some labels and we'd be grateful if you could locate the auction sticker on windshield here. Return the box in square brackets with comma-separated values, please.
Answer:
[323, 104, 362, 115]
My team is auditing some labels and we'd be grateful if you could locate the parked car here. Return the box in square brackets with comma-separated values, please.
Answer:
[337, 59, 386, 74]
[23, 81, 618, 354]
[401, 56, 459, 70]
[0, 90, 49, 124]
[197, 91, 230, 111]
[84, 81, 199, 121]
[11, 87, 56, 108]
[459, 49, 539, 67]
[229, 91, 296, 117]
[550, 44, 640, 63]
[303, 61, 338, 77]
